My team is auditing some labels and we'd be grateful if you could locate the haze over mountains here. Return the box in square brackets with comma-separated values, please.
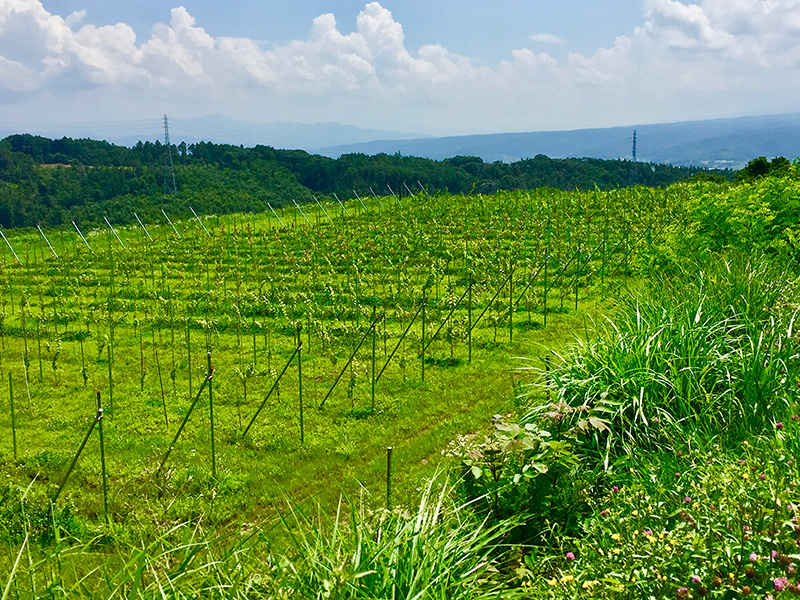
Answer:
[5, 112, 799, 169]
[320, 113, 800, 169]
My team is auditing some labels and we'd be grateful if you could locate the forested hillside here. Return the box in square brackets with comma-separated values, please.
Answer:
[0, 133, 726, 228]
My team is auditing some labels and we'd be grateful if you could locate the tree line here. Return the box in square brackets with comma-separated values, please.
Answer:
[0, 133, 730, 228]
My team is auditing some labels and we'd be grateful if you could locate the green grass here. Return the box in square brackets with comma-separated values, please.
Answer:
[0, 187, 648, 593]
[3, 176, 793, 598]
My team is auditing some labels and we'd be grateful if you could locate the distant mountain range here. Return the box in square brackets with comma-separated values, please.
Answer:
[0, 115, 427, 154]
[320, 113, 800, 169]
[4, 112, 799, 169]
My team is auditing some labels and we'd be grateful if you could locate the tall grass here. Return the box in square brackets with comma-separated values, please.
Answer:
[1, 474, 514, 599]
[525, 252, 800, 463]
[271, 475, 514, 600]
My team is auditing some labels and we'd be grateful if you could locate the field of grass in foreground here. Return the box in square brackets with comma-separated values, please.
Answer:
[3, 171, 800, 598]
[0, 185, 653, 590]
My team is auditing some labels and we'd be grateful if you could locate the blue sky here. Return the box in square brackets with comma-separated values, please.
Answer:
[2, 1, 800, 140]
[37, 1, 644, 63]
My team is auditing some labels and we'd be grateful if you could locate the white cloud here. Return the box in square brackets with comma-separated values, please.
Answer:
[640, 0, 800, 67]
[528, 33, 564, 44]
[1, 0, 800, 133]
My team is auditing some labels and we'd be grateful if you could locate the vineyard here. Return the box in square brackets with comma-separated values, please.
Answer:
[6, 175, 797, 598]
[0, 186, 674, 524]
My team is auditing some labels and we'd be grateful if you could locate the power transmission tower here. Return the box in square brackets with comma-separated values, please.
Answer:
[631, 129, 637, 162]
[163, 114, 177, 194]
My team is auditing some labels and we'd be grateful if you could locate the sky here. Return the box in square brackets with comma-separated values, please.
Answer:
[2, 0, 800, 141]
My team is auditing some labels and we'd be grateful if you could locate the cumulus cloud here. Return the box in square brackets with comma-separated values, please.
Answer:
[639, 0, 800, 67]
[1, 0, 800, 132]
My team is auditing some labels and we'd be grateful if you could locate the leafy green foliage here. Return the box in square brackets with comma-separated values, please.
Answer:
[525, 253, 799, 466]
[522, 438, 800, 598]
[0, 133, 722, 228]
[657, 169, 800, 264]
[448, 414, 583, 545]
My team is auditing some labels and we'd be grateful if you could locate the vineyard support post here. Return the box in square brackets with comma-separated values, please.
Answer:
[138, 320, 144, 391]
[369, 187, 386, 212]
[468, 270, 513, 336]
[545, 221, 551, 327]
[354, 191, 368, 213]
[107, 345, 114, 418]
[9, 372, 16, 460]
[190, 206, 211, 236]
[267, 203, 286, 228]
[298, 333, 304, 445]
[376, 302, 424, 383]
[161, 208, 182, 239]
[0, 229, 21, 264]
[72, 221, 93, 253]
[421, 285, 470, 356]
[544, 254, 549, 329]
[37, 225, 59, 259]
[208, 352, 216, 478]
[292, 199, 312, 227]
[103, 217, 125, 248]
[96, 391, 109, 524]
[417, 180, 432, 199]
[468, 283, 472, 363]
[602, 201, 608, 284]
[333, 193, 351, 218]
[386, 446, 393, 510]
[314, 197, 334, 223]
[624, 229, 630, 272]
[575, 244, 581, 311]
[319, 323, 375, 409]
[156, 373, 210, 476]
[371, 306, 376, 412]
[134, 212, 153, 242]
[36, 319, 43, 383]
[242, 344, 300, 438]
[421, 296, 426, 382]
[52, 408, 101, 505]
[187, 319, 192, 398]
[508, 264, 513, 343]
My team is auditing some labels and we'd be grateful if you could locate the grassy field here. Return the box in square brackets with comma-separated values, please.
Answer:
[0, 189, 648, 523]
[2, 176, 795, 598]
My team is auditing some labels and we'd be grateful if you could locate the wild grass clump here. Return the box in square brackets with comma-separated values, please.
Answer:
[526, 253, 800, 464]
[1, 474, 515, 599]
[271, 475, 515, 600]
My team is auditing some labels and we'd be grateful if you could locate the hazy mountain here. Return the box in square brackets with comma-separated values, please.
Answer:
[0, 114, 426, 151]
[319, 113, 800, 169]
[5, 112, 798, 168]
